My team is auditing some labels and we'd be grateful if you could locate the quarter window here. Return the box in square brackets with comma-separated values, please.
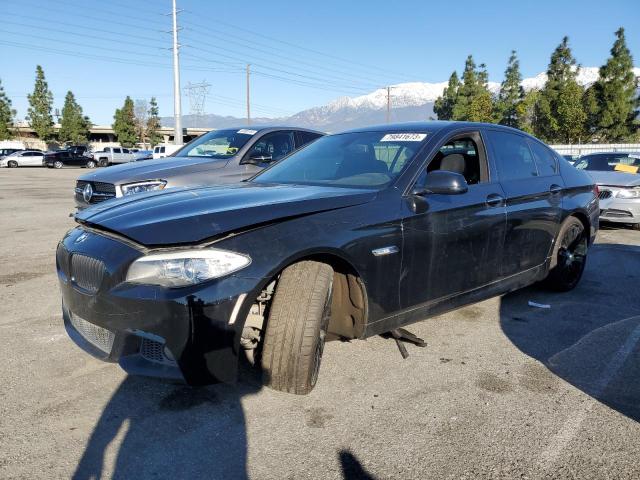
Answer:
[527, 140, 557, 176]
[487, 130, 537, 181]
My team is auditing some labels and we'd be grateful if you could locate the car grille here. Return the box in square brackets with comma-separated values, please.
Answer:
[140, 338, 176, 365]
[598, 190, 613, 200]
[75, 180, 116, 204]
[56, 243, 70, 279]
[70, 313, 115, 354]
[71, 254, 105, 293]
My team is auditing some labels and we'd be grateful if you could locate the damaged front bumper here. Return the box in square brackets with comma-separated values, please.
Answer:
[57, 227, 262, 385]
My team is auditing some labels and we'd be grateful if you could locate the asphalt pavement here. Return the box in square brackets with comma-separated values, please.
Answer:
[1, 167, 639, 479]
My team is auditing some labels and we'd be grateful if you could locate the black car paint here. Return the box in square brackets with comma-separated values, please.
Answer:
[58, 122, 599, 385]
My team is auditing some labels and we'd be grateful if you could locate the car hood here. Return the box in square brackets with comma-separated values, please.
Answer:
[78, 156, 232, 184]
[76, 183, 377, 246]
[587, 171, 640, 187]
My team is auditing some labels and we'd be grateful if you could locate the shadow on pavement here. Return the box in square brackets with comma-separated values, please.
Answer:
[339, 450, 376, 480]
[500, 242, 640, 422]
[73, 366, 262, 480]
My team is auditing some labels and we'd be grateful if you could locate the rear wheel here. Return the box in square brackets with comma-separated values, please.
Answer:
[261, 261, 333, 394]
[85, 160, 96, 169]
[631, 223, 640, 231]
[545, 216, 588, 291]
[53, 160, 63, 169]
[7, 160, 18, 168]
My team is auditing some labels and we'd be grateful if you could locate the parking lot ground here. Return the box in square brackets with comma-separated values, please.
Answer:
[1, 167, 639, 479]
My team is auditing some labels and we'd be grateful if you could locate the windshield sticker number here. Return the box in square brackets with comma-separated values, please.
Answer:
[237, 129, 257, 135]
[380, 133, 427, 142]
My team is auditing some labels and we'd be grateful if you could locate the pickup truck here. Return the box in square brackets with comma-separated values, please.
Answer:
[91, 147, 138, 167]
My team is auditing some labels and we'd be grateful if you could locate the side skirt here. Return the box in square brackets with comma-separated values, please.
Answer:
[363, 263, 547, 338]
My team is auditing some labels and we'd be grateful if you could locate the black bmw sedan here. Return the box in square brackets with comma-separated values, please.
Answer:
[57, 122, 599, 394]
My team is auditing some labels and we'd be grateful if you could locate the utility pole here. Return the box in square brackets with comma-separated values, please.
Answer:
[246, 64, 251, 126]
[171, 0, 183, 145]
[386, 86, 391, 123]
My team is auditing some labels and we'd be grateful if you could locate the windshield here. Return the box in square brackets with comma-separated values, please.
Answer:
[252, 131, 427, 188]
[575, 153, 640, 173]
[175, 128, 257, 159]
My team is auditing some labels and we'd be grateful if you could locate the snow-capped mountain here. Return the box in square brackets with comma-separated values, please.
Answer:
[164, 66, 640, 132]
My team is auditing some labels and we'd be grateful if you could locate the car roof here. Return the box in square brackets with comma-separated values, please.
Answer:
[338, 120, 527, 136]
[212, 126, 325, 134]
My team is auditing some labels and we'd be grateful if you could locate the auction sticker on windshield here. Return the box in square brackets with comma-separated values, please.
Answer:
[380, 133, 427, 142]
[237, 129, 258, 135]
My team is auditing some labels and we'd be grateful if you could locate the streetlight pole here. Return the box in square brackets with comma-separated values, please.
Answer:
[171, 0, 183, 145]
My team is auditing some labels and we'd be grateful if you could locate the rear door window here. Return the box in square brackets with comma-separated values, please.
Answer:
[527, 140, 557, 176]
[486, 130, 538, 181]
[295, 131, 323, 148]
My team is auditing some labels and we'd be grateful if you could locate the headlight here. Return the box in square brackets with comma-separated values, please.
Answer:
[125, 249, 251, 287]
[615, 187, 640, 199]
[121, 180, 167, 196]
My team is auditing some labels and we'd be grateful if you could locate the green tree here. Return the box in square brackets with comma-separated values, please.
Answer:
[112, 96, 137, 147]
[434, 71, 459, 120]
[146, 97, 162, 146]
[467, 63, 494, 122]
[534, 37, 586, 143]
[58, 91, 91, 145]
[582, 85, 600, 141]
[451, 55, 494, 122]
[516, 89, 540, 135]
[27, 65, 54, 141]
[495, 51, 525, 128]
[0, 79, 16, 141]
[592, 27, 639, 141]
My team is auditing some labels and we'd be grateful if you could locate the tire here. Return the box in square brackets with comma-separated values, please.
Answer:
[98, 158, 108, 167]
[53, 160, 63, 169]
[7, 160, 18, 168]
[545, 216, 588, 292]
[86, 160, 96, 169]
[261, 261, 334, 394]
[631, 223, 640, 231]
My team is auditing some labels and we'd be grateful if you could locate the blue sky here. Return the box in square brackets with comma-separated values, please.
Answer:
[1, 0, 638, 124]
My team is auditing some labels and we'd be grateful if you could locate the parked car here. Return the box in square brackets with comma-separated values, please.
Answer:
[0, 148, 23, 159]
[73, 127, 324, 208]
[44, 150, 97, 169]
[58, 121, 598, 394]
[152, 144, 181, 159]
[132, 149, 153, 161]
[0, 150, 44, 167]
[575, 152, 640, 230]
[91, 147, 138, 167]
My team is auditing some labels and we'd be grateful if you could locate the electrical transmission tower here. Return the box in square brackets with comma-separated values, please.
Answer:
[184, 81, 211, 127]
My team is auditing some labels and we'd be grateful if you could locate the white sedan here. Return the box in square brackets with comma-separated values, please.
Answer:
[0, 150, 45, 167]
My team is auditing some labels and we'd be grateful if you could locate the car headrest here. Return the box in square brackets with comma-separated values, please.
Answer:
[440, 153, 466, 175]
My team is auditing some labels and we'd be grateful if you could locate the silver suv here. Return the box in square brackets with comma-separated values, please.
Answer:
[74, 127, 324, 209]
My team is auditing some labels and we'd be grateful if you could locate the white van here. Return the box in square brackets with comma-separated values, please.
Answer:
[152, 144, 182, 159]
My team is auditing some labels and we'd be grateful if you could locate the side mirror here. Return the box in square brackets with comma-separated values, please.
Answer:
[417, 170, 468, 195]
[245, 153, 273, 165]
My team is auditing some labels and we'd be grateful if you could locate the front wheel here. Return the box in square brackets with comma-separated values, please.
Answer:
[7, 160, 18, 168]
[545, 216, 588, 292]
[53, 160, 63, 169]
[261, 261, 334, 394]
[98, 158, 108, 167]
[85, 160, 96, 169]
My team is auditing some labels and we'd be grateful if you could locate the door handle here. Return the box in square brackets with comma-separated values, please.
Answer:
[486, 193, 505, 207]
[549, 184, 563, 194]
